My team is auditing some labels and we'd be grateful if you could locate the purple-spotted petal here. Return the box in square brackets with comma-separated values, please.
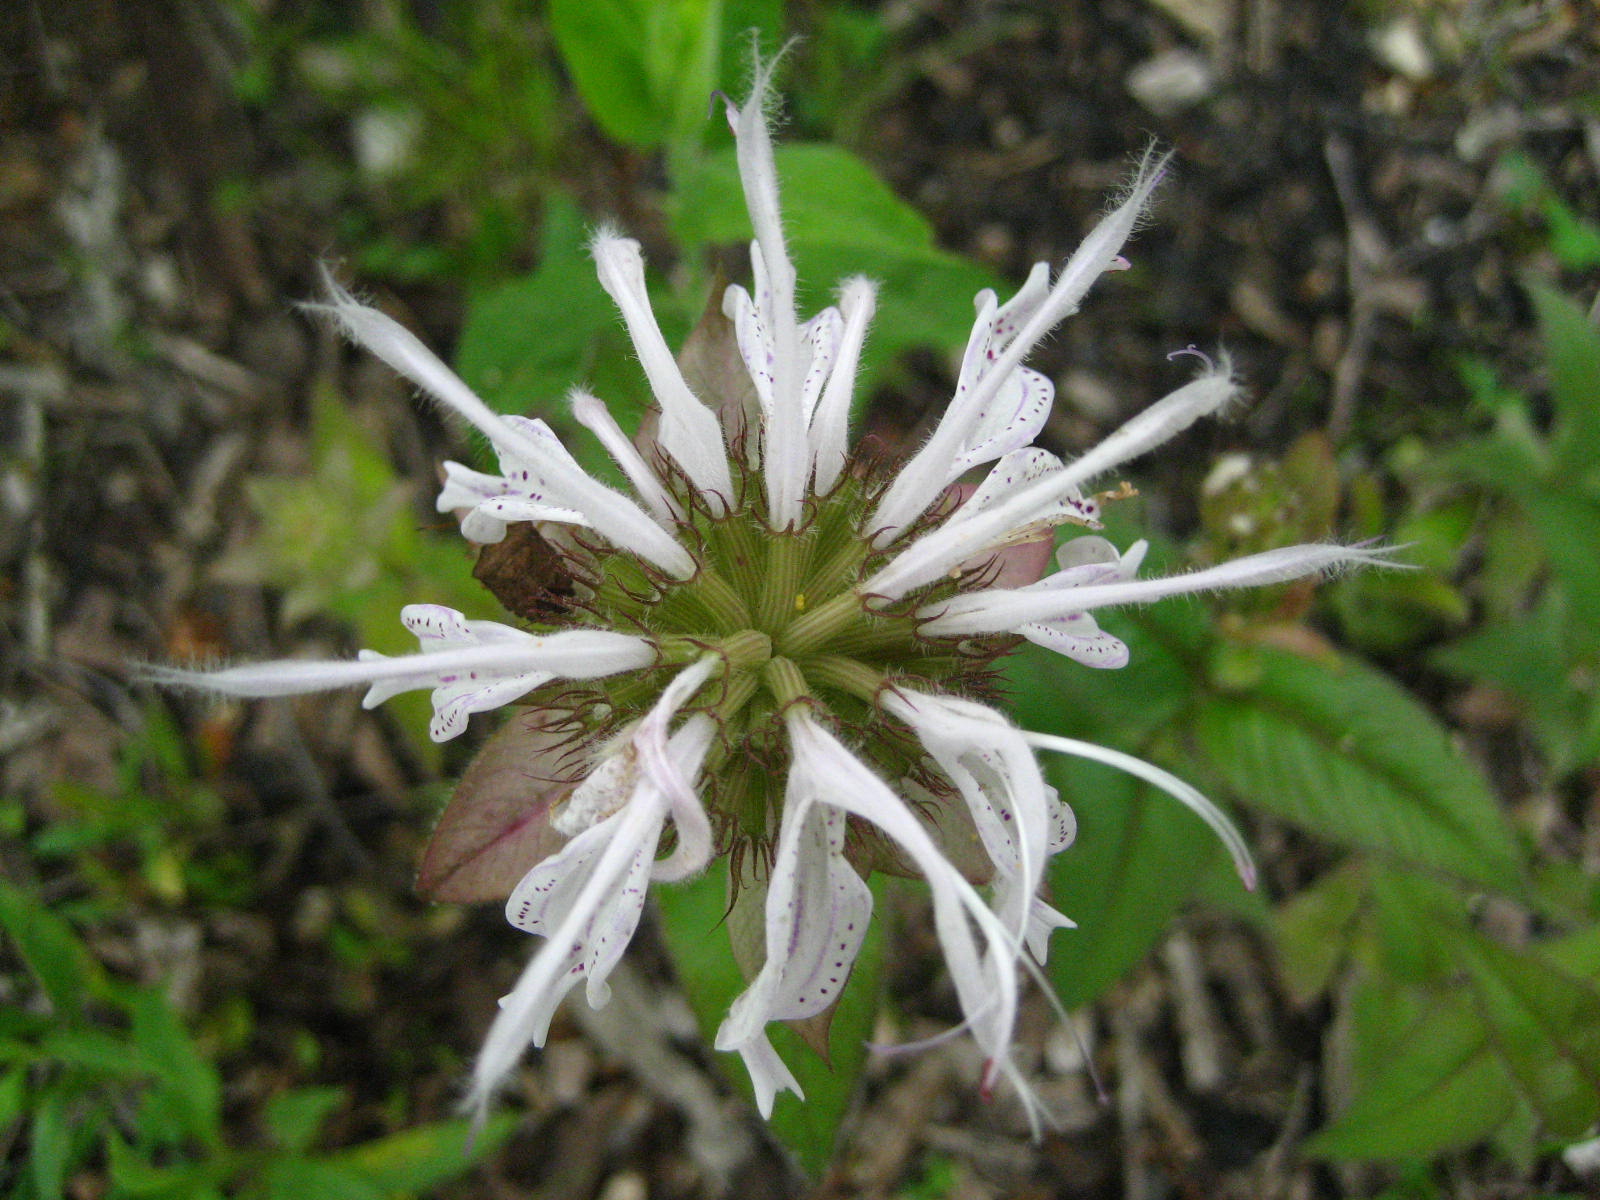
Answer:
[1018, 614, 1131, 668]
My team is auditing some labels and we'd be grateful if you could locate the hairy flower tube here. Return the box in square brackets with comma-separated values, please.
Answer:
[149, 60, 1396, 1128]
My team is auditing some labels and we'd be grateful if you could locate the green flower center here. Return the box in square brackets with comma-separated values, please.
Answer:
[500, 470, 1010, 851]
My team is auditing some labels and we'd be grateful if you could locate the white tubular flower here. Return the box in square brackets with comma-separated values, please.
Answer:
[472, 710, 717, 1114]
[435, 415, 591, 544]
[879, 690, 1053, 942]
[864, 363, 1241, 601]
[312, 271, 695, 578]
[151, 55, 1398, 1132]
[919, 542, 1404, 639]
[782, 709, 1043, 1131]
[870, 151, 1169, 542]
[148, 608, 654, 745]
[715, 791, 872, 1117]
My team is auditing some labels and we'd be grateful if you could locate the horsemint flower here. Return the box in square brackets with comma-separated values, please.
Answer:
[149, 59, 1396, 1128]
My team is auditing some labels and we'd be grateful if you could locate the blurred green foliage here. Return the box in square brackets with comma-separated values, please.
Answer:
[2, 718, 513, 1200]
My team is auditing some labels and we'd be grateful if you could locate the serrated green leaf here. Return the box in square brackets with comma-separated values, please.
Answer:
[1452, 929, 1600, 1137]
[1310, 985, 1515, 1160]
[1191, 643, 1522, 892]
[655, 863, 883, 1179]
[1368, 869, 1484, 987]
[1315, 913, 1600, 1162]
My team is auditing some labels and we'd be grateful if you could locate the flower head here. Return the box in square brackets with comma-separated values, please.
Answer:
[149, 62, 1398, 1128]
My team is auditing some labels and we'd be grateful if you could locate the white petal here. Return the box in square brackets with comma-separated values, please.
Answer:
[798, 306, 843, 430]
[592, 235, 733, 509]
[473, 786, 668, 1114]
[570, 390, 681, 525]
[630, 659, 718, 882]
[723, 59, 806, 526]
[946, 367, 1055, 478]
[1018, 616, 1130, 668]
[810, 277, 876, 494]
[718, 801, 871, 1056]
[735, 1030, 803, 1120]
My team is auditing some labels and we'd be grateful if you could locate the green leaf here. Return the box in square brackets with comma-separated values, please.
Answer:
[1313, 910, 1600, 1161]
[1310, 983, 1516, 1160]
[0, 880, 101, 1019]
[30, 1088, 72, 1200]
[456, 194, 621, 419]
[329, 1114, 518, 1193]
[0, 1067, 25, 1126]
[1431, 594, 1600, 776]
[264, 1086, 346, 1154]
[654, 863, 884, 1179]
[262, 1160, 386, 1200]
[1453, 929, 1600, 1137]
[130, 986, 222, 1150]
[1272, 863, 1367, 1004]
[1191, 642, 1523, 892]
[31, 1029, 156, 1077]
[1514, 487, 1600, 642]
[550, 0, 723, 151]
[105, 1137, 231, 1200]
[1530, 286, 1600, 471]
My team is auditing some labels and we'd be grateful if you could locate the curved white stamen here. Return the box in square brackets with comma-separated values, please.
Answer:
[1023, 731, 1256, 889]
